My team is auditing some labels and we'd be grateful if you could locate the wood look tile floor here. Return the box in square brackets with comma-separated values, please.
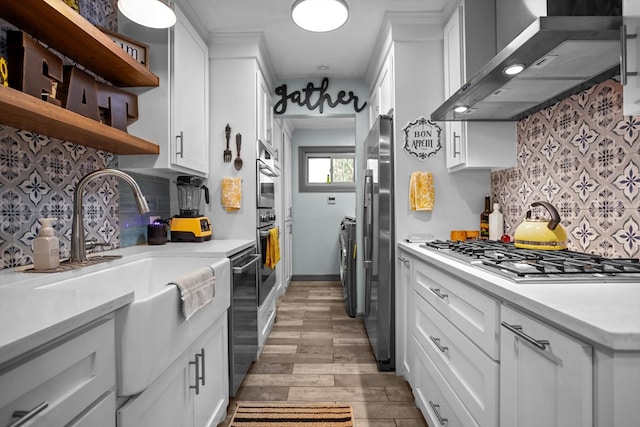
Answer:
[218, 281, 429, 427]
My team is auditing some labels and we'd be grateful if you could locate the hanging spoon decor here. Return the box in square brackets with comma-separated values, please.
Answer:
[234, 133, 243, 170]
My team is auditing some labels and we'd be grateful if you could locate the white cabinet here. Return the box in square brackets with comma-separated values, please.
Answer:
[0, 318, 116, 427]
[117, 313, 228, 427]
[500, 304, 593, 427]
[258, 287, 278, 356]
[623, 1, 640, 116]
[284, 220, 293, 287]
[395, 249, 414, 381]
[442, 1, 516, 172]
[257, 70, 273, 147]
[119, 3, 209, 176]
[369, 50, 394, 124]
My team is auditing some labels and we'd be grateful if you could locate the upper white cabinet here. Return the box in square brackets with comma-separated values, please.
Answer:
[369, 50, 394, 124]
[119, 4, 209, 176]
[257, 70, 273, 147]
[500, 304, 593, 427]
[623, 0, 640, 116]
[442, 1, 516, 172]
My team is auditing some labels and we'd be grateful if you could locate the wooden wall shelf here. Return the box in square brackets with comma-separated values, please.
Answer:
[1, 0, 160, 87]
[0, 85, 160, 155]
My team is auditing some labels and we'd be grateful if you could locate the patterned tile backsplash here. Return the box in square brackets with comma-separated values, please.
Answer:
[491, 79, 640, 258]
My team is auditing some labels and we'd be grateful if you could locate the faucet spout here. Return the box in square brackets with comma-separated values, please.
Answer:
[70, 169, 150, 263]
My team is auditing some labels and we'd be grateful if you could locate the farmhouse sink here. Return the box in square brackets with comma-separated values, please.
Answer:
[35, 253, 231, 396]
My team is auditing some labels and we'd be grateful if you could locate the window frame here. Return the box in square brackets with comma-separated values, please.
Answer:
[298, 146, 356, 193]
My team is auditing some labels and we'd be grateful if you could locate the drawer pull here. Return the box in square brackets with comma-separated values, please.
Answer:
[176, 131, 184, 158]
[9, 401, 48, 427]
[428, 400, 448, 425]
[501, 321, 550, 350]
[429, 287, 448, 300]
[190, 351, 203, 395]
[429, 336, 449, 353]
[398, 257, 409, 264]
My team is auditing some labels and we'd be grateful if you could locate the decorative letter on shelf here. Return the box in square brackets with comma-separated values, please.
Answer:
[403, 117, 442, 160]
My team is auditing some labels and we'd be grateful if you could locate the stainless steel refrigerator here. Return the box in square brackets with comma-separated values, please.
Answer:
[362, 114, 394, 371]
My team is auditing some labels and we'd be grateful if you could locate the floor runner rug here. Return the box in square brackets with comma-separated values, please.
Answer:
[229, 402, 354, 427]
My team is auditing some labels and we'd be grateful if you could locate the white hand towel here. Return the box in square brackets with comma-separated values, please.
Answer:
[168, 266, 215, 320]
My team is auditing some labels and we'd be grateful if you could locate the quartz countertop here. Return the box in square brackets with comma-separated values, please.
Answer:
[0, 239, 254, 366]
[399, 241, 640, 351]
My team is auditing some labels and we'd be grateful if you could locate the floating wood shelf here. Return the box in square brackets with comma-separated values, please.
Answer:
[0, 85, 160, 155]
[1, 0, 159, 87]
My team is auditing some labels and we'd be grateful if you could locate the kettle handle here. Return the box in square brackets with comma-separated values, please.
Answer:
[531, 201, 560, 230]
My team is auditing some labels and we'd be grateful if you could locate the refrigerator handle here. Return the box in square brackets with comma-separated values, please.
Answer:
[363, 169, 374, 317]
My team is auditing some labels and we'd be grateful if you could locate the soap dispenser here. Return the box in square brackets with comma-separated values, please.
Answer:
[33, 218, 60, 270]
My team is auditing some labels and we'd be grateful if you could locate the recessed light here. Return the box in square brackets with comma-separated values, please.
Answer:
[291, 0, 349, 33]
[503, 64, 525, 76]
[454, 105, 469, 113]
[318, 65, 330, 71]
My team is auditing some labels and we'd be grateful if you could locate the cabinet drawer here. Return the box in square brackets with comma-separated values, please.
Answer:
[414, 291, 498, 427]
[69, 391, 115, 427]
[412, 336, 479, 427]
[414, 259, 499, 359]
[0, 318, 116, 426]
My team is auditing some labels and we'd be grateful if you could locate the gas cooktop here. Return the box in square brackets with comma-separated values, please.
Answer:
[419, 240, 640, 283]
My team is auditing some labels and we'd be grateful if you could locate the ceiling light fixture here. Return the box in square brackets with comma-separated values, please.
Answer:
[118, 0, 177, 29]
[503, 63, 525, 76]
[291, 0, 349, 33]
[454, 105, 469, 113]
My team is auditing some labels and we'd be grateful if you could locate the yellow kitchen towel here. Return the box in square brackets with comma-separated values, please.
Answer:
[168, 266, 215, 320]
[265, 227, 281, 269]
[221, 177, 242, 212]
[409, 171, 435, 211]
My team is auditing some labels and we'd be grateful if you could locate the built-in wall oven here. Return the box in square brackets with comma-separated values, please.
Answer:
[256, 139, 279, 306]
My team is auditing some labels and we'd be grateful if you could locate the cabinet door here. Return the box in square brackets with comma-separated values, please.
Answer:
[445, 121, 466, 169]
[257, 71, 270, 145]
[68, 391, 115, 427]
[623, 2, 640, 116]
[500, 305, 593, 427]
[193, 316, 229, 427]
[443, 5, 463, 98]
[378, 53, 393, 116]
[395, 250, 413, 380]
[172, 4, 209, 174]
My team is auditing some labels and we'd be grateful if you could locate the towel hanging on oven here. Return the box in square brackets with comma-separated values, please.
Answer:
[265, 227, 280, 269]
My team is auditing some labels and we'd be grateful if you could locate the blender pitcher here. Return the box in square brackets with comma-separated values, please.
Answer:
[176, 175, 210, 218]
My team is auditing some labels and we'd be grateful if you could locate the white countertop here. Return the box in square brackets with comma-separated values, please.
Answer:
[399, 242, 640, 351]
[0, 239, 254, 366]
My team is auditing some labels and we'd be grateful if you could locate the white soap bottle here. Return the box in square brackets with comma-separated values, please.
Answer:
[33, 218, 60, 270]
[488, 203, 504, 241]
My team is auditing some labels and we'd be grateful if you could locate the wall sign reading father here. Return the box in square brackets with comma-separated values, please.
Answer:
[274, 77, 367, 114]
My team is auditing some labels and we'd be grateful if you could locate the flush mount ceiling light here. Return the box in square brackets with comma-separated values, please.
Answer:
[118, 0, 177, 29]
[503, 63, 525, 76]
[291, 0, 349, 32]
[454, 105, 469, 113]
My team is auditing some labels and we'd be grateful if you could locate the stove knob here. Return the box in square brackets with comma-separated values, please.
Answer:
[269, 214, 276, 221]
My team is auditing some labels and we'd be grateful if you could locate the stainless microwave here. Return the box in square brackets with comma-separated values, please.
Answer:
[256, 140, 278, 208]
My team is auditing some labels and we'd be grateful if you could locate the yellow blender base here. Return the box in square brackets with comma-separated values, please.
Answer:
[170, 217, 212, 242]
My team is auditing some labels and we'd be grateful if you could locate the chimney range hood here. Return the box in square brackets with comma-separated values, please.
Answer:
[431, 16, 623, 121]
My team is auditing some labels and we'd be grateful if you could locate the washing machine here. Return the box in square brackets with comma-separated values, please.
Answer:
[339, 216, 357, 317]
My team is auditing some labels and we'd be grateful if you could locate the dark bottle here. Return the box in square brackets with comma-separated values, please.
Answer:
[480, 195, 490, 240]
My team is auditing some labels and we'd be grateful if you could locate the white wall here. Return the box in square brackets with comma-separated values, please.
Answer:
[291, 128, 356, 276]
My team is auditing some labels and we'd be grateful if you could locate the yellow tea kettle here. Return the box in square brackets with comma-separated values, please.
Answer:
[514, 201, 567, 250]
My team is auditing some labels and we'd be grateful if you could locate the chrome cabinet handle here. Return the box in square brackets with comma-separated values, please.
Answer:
[199, 348, 205, 386]
[176, 131, 184, 158]
[429, 287, 448, 300]
[501, 321, 550, 350]
[398, 257, 409, 264]
[9, 401, 48, 427]
[429, 336, 449, 353]
[428, 401, 448, 425]
[190, 350, 203, 395]
[621, 24, 638, 86]
[452, 132, 461, 157]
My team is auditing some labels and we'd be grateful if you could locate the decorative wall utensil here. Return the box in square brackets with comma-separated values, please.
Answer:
[224, 124, 232, 162]
[234, 133, 243, 170]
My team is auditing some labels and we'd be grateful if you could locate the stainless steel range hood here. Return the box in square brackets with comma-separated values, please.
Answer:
[431, 16, 623, 121]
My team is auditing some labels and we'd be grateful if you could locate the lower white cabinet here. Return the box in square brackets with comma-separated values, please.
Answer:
[0, 317, 116, 427]
[500, 304, 593, 427]
[258, 286, 278, 356]
[117, 313, 228, 427]
[395, 249, 414, 381]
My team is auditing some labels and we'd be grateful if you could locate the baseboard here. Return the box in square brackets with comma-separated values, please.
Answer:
[291, 274, 340, 282]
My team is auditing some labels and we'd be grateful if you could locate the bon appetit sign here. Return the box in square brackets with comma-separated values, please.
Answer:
[403, 117, 442, 160]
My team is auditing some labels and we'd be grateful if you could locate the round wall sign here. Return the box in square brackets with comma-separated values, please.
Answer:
[403, 117, 442, 160]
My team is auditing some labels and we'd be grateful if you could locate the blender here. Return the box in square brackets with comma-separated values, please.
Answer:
[170, 175, 212, 242]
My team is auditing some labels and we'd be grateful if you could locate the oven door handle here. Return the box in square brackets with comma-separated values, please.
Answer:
[258, 161, 279, 177]
[233, 255, 261, 274]
[259, 228, 279, 238]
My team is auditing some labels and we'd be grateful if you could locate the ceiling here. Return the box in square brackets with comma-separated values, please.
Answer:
[179, 0, 448, 130]
[180, 0, 448, 80]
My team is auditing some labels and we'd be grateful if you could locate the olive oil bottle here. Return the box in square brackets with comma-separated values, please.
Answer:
[480, 195, 490, 240]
